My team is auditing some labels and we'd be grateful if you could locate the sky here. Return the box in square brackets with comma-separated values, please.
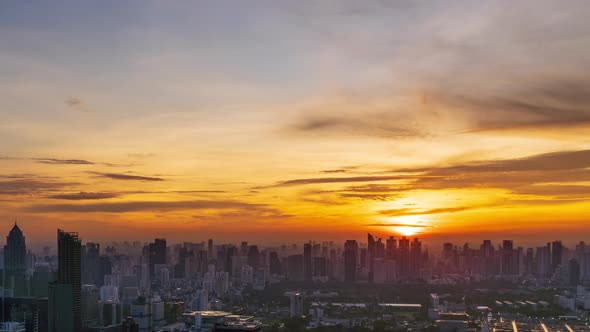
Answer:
[1, 1, 590, 247]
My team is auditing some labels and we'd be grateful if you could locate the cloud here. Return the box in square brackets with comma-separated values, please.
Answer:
[379, 206, 474, 217]
[366, 223, 431, 228]
[65, 97, 95, 112]
[25, 199, 275, 214]
[89, 172, 165, 182]
[0, 178, 76, 196]
[321, 169, 349, 174]
[127, 153, 156, 159]
[48, 192, 121, 200]
[33, 158, 95, 165]
[269, 175, 406, 187]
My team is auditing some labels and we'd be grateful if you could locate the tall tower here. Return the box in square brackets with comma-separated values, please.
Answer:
[303, 242, 312, 281]
[344, 240, 358, 282]
[4, 221, 27, 273]
[49, 229, 82, 332]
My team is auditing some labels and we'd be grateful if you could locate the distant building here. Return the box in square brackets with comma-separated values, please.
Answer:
[344, 240, 358, 282]
[286, 292, 303, 318]
[49, 229, 82, 332]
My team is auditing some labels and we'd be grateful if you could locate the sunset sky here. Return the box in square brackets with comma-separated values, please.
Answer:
[2, 1, 590, 246]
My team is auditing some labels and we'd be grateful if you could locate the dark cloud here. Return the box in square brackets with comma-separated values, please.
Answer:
[48, 192, 121, 200]
[33, 158, 94, 165]
[25, 200, 275, 214]
[89, 172, 164, 182]
[321, 169, 349, 174]
[65, 97, 95, 112]
[0, 178, 76, 196]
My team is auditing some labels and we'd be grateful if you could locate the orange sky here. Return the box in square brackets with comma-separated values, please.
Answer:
[1, 1, 590, 247]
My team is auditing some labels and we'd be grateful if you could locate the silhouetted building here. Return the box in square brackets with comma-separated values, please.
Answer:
[570, 258, 581, 286]
[4, 222, 26, 273]
[269, 252, 282, 275]
[82, 242, 100, 286]
[344, 240, 358, 282]
[303, 243, 312, 281]
[149, 239, 167, 275]
[552, 240, 563, 274]
[287, 254, 304, 281]
[49, 229, 82, 332]
[398, 237, 410, 277]
[247, 245, 260, 270]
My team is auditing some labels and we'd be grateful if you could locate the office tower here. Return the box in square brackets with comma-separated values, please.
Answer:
[99, 255, 112, 287]
[367, 234, 376, 282]
[287, 292, 303, 318]
[313, 257, 327, 277]
[535, 246, 551, 277]
[148, 239, 166, 275]
[225, 246, 238, 275]
[207, 239, 213, 260]
[552, 240, 563, 273]
[398, 237, 410, 277]
[360, 248, 367, 269]
[82, 242, 100, 286]
[287, 254, 304, 281]
[304, 243, 312, 281]
[570, 259, 581, 286]
[501, 240, 516, 275]
[240, 242, 249, 256]
[49, 229, 82, 332]
[247, 245, 260, 270]
[344, 240, 358, 282]
[410, 238, 422, 275]
[4, 222, 26, 273]
[482, 240, 493, 257]
[269, 252, 282, 275]
[81, 284, 99, 328]
[386, 236, 396, 259]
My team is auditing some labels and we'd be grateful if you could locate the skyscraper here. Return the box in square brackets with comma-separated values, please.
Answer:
[4, 222, 26, 273]
[303, 242, 312, 281]
[552, 240, 563, 274]
[149, 238, 167, 275]
[344, 240, 358, 282]
[82, 242, 100, 286]
[367, 233, 376, 282]
[398, 237, 410, 277]
[49, 229, 82, 332]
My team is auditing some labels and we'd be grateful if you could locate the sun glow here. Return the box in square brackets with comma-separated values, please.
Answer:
[389, 215, 427, 236]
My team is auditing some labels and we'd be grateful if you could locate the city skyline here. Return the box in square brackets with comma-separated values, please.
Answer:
[2, 1, 590, 244]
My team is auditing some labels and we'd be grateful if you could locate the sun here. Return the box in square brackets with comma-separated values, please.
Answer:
[394, 226, 420, 236]
[389, 215, 426, 237]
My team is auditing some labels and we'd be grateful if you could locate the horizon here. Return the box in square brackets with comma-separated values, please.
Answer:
[2, 1, 590, 245]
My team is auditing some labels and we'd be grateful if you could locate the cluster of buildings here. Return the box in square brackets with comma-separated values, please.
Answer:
[1, 222, 590, 331]
[434, 239, 590, 284]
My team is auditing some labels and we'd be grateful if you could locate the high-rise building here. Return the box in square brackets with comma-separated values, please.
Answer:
[367, 234, 376, 282]
[287, 292, 303, 318]
[247, 245, 260, 270]
[386, 236, 396, 259]
[4, 222, 26, 273]
[398, 237, 410, 277]
[344, 240, 358, 282]
[149, 239, 167, 275]
[303, 243, 312, 281]
[49, 229, 82, 332]
[501, 240, 516, 275]
[287, 254, 304, 281]
[269, 252, 282, 275]
[410, 238, 422, 275]
[82, 242, 100, 286]
[552, 241, 563, 273]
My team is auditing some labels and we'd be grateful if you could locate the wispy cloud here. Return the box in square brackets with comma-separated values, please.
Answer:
[25, 199, 275, 214]
[269, 175, 407, 187]
[33, 158, 95, 165]
[65, 97, 95, 113]
[48, 192, 121, 200]
[89, 172, 165, 182]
